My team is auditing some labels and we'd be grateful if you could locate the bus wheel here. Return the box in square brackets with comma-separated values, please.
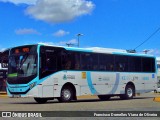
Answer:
[58, 87, 73, 102]
[154, 90, 157, 93]
[34, 98, 48, 104]
[98, 95, 110, 101]
[120, 85, 134, 99]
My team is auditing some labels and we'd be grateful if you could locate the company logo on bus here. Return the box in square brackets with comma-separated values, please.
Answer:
[63, 74, 75, 80]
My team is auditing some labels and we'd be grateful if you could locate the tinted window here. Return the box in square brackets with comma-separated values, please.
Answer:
[81, 53, 98, 70]
[61, 51, 80, 70]
[115, 55, 128, 72]
[142, 57, 155, 72]
[128, 56, 142, 72]
[99, 54, 114, 71]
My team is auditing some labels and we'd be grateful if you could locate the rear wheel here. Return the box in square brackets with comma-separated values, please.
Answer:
[58, 86, 73, 102]
[120, 85, 134, 99]
[34, 98, 48, 104]
[154, 90, 157, 93]
[98, 95, 111, 101]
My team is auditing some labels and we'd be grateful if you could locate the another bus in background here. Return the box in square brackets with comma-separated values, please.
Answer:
[156, 57, 160, 87]
[0, 50, 9, 92]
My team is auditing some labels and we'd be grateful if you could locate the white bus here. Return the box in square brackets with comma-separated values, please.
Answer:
[157, 57, 160, 87]
[4, 44, 157, 103]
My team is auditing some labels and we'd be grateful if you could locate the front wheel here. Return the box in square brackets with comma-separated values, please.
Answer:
[57, 87, 73, 102]
[120, 85, 134, 100]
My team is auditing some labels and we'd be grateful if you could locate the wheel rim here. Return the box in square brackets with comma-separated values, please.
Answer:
[127, 88, 133, 98]
[63, 89, 71, 100]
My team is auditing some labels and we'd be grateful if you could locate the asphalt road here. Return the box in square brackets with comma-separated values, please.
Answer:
[0, 92, 160, 119]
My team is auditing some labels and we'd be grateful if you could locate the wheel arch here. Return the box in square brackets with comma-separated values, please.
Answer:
[126, 82, 136, 96]
[61, 82, 77, 100]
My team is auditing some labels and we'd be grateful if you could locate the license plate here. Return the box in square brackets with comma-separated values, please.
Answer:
[12, 95, 21, 98]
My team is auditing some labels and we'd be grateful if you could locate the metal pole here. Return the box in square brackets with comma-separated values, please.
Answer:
[78, 35, 79, 47]
[77, 33, 83, 48]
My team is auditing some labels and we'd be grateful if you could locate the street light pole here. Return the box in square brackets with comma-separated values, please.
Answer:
[77, 33, 83, 47]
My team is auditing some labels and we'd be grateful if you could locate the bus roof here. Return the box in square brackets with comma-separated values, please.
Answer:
[2, 43, 156, 58]
[38, 43, 154, 57]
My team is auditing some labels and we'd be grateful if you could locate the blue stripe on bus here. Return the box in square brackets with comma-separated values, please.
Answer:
[108, 73, 120, 94]
[86, 72, 120, 95]
[86, 72, 99, 95]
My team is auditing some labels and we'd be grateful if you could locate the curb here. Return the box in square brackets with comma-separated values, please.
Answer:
[153, 97, 160, 102]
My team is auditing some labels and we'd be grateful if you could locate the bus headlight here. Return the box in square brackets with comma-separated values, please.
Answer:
[29, 82, 36, 89]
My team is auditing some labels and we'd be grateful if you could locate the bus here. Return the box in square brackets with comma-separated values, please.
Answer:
[0, 51, 8, 92]
[157, 57, 160, 87]
[4, 44, 157, 103]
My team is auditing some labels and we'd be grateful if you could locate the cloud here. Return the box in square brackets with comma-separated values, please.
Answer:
[15, 28, 40, 35]
[59, 39, 78, 46]
[25, 0, 95, 23]
[0, 0, 37, 5]
[39, 39, 78, 46]
[147, 49, 160, 57]
[53, 29, 70, 37]
[0, 47, 6, 52]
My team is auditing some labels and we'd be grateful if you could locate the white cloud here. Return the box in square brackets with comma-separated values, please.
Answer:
[0, 0, 37, 5]
[38, 42, 55, 46]
[15, 28, 40, 35]
[0, 47, 6, 52]
[26, 0, 95, 23]
[59, 39, 78, 45]
[53, 29, 70, 37]
[147, 49, 160, 57]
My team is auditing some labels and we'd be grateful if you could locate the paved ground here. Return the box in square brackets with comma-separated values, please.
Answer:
[0, 92, 160, 119]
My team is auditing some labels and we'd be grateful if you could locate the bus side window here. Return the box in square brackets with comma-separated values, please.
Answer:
[115, 55, 128, 72]
[40, 46, 58, 78]
[75, 61, 80, 70]
[65, 58, 72, 70]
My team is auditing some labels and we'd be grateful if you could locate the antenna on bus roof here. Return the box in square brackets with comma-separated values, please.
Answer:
[126, 49, 136, 53]
[66, 43, 74, 47]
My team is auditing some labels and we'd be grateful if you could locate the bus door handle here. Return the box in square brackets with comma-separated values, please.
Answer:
[93, 83, 96, 85]
[142, 83, 145, 84]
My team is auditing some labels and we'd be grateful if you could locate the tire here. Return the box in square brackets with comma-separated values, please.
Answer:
[98, 95, 110, 101]
[34, 98, 48, 104]
[120, 85, 134, 100]
[154, 90, 157, 93]
[58, 86, 73, 102]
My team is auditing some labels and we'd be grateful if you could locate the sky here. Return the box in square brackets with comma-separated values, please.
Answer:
[0, 0, 160, 56]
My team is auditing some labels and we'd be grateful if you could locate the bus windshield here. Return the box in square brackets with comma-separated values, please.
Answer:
[8, 54, 37, 77]
[7, 45, 37, 84]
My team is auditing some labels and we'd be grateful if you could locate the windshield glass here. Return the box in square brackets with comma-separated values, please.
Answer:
[8, 45, 37, 79]
[8, 54, 37, 77]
